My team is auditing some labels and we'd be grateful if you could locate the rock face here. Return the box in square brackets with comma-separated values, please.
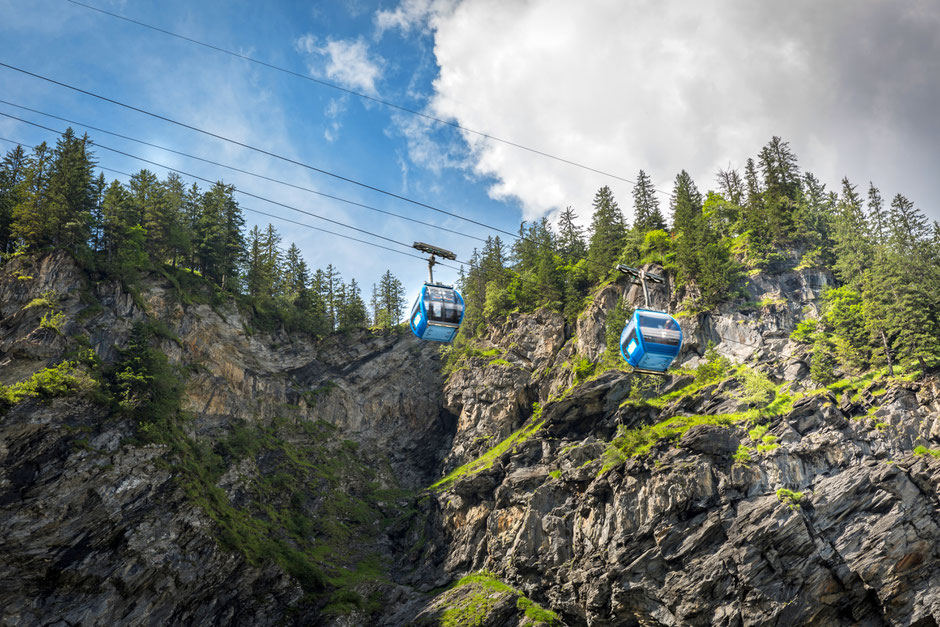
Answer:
[2, 252, 940, 626]
[0, 253, 453, 626]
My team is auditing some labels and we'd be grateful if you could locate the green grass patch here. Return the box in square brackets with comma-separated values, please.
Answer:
[436, 572, 559, 627]
[25, 290, 57, 309]
[733, 444, 752, 464]
[431, 417, 546, 490]
[601, 412, 747, 473]
[488, 358, 514, 368]
[913, 445, 940, 458]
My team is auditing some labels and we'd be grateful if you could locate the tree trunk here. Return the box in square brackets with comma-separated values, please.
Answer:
[880, 328, 894, 377]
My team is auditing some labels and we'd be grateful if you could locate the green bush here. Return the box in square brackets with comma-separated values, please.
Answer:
[695, 343, 731, 384]
[39, 310, 67, 334]
[776, 488, 803, 509]
[0, 361, 97, 407]
[573, 357, 596, 383]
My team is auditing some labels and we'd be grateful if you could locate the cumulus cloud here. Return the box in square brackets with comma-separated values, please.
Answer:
[374, 0, 456, 36]
[381, 0, 940, 223]
[294, 35, 384, 95]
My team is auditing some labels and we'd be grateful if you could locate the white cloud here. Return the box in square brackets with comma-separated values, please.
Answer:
[295, 35, 384, 95]
[374, 0, 455, 36]
[382, 0, 940, 223]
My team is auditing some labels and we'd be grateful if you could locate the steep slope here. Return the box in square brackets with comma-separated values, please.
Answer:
[0, 252, 454, 625]
[2, 251, 940, 626]
[420, 262, 940, 626]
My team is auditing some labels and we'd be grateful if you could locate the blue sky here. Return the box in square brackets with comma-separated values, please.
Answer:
[2, 0, 939, 307]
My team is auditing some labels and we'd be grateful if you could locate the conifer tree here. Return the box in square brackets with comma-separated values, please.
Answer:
[866, 183, 887, 245]
[831, 178, 871, 284]
[715, 168, 744, 206]
[337, 279, 368, 331]
[195, 181, 244, 291]
[632, 170, 666, 232]
[374, 269, 406, 328]
[670, 170, 703, 278]
[0, 145, 27, 253]
[557, 206, 586, 263]
[11, 142, 53, 249]
[587, 185, 626, 280]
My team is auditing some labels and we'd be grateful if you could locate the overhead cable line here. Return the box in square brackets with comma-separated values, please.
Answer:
[1, 126, 571, 297]
[62, 0, 671, 194]
[0, 130, 808, 353]
[0, 112, 417, 251]
[0, 133, 455, 269]
[0, 64, 645, 281]
[0, 99, 487, 244]
[3, 114, 561, 294]
[0, 62, 524, 241]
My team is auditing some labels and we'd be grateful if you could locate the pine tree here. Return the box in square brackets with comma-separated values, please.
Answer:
[632, 170, 666, 232]
[11, 142, 53, 249]
[320, 264, 342, 330]
[715, 168, 744, 206]
[195, 182, 244, 291]
[831, 178, 872, 284]
[375, 269, 406, 328]
[337, 279, 368, 331]
[866, 183, 887, 245]
[670, 170, 703, 279]
[0, 145, 27, 253]
[557, 207, 586, 263]
[757, 136, 800, 201]
[586, 185, 626, 280]
[100, 179, 147, 277]
[162, 172, 188, 267]
[46, 129, 96, 253]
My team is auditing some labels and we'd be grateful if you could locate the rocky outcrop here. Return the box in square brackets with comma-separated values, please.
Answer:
[423, 262, 940, 626]
[3, 251, 939, 627]
[0, 253, 452, 626]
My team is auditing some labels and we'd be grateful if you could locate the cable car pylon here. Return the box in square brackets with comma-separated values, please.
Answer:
[408, 242, 465, 343]
[617, 265, 683, 375]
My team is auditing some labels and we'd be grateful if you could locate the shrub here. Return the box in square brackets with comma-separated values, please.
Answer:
[776, 488, 803, 509]
[695, 343, 731, 384]
[39, 310, 67, 334]
[573, 357, 596, 383]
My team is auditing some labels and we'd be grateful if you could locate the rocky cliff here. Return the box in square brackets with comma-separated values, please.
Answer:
[2, 252, 939, 626]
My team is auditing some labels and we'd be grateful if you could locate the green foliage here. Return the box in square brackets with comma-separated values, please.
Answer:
[913, 445, 940, 458]
[0, 360, 98, 407]
[776, 488, 804, 509]
[695, 343, 732, 384]
[810, 334, 839, 385]
[602, 413, 743, 473]
[436, 572, 559, 627]
[737, 367, 775, 407]
[25, 290, 57, 309]
[109, 322, 185, 442]
[431, 418, 546, 490]
[790, 318, 819, 344]
[572, 357, 596, 383]
[733, 444, 752, 464]
[39, 310, 67, 334]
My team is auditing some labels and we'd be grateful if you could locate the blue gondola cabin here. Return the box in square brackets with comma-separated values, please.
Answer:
[409, 284, 465, 343]
[620, 308, 683, 373]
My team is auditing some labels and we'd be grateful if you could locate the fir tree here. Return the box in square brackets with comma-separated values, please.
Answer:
[587, 185, 626, 280]
[557, 206, 586, 263]
[0, 145, 27, 253]
[632, 170, 666, 233]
